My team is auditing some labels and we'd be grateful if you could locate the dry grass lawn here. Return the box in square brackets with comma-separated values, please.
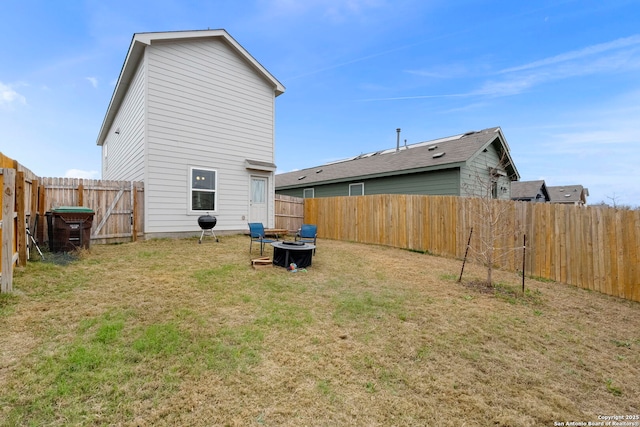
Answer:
[1, 235, 639, 426]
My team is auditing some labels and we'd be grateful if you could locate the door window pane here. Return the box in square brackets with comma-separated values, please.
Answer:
[252, 178, 266, 203]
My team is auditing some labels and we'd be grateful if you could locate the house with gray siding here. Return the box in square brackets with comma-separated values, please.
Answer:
[276, 127, 519, 199]
[96, 30, 285, 237]
[547, 185, 589, 206]
[511, 180, 550, 202]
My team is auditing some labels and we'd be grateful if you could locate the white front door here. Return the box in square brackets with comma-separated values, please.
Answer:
[250, 176, 268, 225]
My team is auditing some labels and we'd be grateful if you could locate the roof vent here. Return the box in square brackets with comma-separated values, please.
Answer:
[298, 175, 306, 180]
[316, 169, 323, 174]
[462, 131, 477, 136]
[428, 145, 438, 151]
[432, 152, 445, 158]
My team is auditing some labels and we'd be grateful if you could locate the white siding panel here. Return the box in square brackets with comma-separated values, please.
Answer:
[145, 38, 276, 233]
[103, 57, 146, 181]
[150, 43, 273, 101]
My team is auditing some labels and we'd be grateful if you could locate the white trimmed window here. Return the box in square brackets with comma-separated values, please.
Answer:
[349, 183, 364, 196]
[190, 167, 217, 212]
[303, 188, 315, 198]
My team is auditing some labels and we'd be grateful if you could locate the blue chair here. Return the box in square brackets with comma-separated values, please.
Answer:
[248, 223, 275, 256]
[295, 224, 317, 253]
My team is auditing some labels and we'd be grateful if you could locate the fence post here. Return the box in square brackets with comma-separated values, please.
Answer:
[16, 171, 27, 266]
[78, 180, 84, 206]
[30, 178, 39, 243]
[1, 168, 16, 293]
[37, 181, 46, 245]
[131, 181, 138, 242]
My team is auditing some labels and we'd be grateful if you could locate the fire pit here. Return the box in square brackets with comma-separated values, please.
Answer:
[271, 241, 315, 268]
[197, 213, 219, 243]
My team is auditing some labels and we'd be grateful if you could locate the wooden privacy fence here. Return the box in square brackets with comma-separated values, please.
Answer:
[274, 194, 304, 232]
[39, 177, 144, 245]
[304, 195, 640, 303]
[1, 151, 40, 292]
[0, 151, 145, 293]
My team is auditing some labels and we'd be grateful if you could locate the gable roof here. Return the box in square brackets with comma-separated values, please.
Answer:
[276, 127, 519, 189]
[96, 29, 285, 146]
[511, 180, 549, 201]
[547, 185, 589, 204]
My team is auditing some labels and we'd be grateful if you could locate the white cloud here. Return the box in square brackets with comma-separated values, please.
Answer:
[264, 0, 386, 22]
[546, 93, 640, 148]
[473, 76, 540, 97]
[515, 91, 640, 206]
[438, 101, 490, 114]
[499, 35, 640, 74]
[85, 77, 98, 88]
[547, 129, 638, 148]
[479, 35, 640, 97]
[364, 35, 640, 101]
[359, 93, 469, 102]
[0, 82, 27, 107]
[65, 169, 100, 179]
[405, 64, 470, 79]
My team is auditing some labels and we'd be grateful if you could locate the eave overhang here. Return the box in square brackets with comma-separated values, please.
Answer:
[276, 162, 465, 190]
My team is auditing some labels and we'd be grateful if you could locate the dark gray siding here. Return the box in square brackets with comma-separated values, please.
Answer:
[460, 144, 512, 199]
[276, 168, 460, 198]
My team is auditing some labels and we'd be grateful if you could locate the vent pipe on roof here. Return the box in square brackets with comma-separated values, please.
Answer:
[396, 128, 401, 152]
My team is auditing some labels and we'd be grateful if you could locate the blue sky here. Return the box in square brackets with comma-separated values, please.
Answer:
[1, 0, 639, 206]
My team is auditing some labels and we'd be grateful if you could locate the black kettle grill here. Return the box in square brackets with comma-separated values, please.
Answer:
[197, 213, 219, 243]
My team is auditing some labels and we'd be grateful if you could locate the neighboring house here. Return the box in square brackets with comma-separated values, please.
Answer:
[547, 185, 589, 206]
[96, 30, 285, 238]
[276, 127, 520, 199]
[511, 180, 550, 202]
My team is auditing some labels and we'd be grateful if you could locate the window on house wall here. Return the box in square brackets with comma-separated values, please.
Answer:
[489, 168, 506, 199]
[349, 183, 364, 196]
[190, 167, 217, 212]
[303, 188, 314, 198]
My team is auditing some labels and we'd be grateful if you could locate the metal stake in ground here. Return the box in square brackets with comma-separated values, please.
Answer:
[458, 227, 473, 282]
[522, 234, 526, 293]
[26, 223, 45, 261]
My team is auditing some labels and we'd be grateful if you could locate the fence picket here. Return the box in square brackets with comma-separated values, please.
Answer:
[305, 194, 639, 303]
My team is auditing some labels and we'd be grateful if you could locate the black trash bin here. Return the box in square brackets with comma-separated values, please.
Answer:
[46, 206, 95, 252]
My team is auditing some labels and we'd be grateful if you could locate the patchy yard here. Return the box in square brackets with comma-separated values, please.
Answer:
[1, 235, 638, 426]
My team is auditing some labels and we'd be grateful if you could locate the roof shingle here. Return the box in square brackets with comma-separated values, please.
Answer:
[276, 127, 507, 188]
[511, 180, 547, 200]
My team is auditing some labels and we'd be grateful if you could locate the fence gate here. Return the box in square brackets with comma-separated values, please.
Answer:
[41, 178, 144, 245]
[275, 194, 304, 232]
